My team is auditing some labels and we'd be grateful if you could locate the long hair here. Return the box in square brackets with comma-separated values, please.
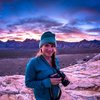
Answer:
[51, 52, 56, 68]
[35, 49, 42, 57]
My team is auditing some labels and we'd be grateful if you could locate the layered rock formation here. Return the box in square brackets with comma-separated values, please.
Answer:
[0, 75, 35, 100]
[0, 55, 100, 100]
[60, 60, 100, 100]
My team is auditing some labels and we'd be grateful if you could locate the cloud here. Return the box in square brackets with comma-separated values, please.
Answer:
[54, 24, 82, 34]
[56, 31, 100, 42]
[86, 28, 100, 33]
[0, 36, 23, 42]
[6, 16, 63, 33]
[0, 28, 4, 33]
[0, 27, 9, 34]
[0, 0, 100, 42]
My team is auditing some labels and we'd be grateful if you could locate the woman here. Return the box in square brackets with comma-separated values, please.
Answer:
[25, 31, 62, 100]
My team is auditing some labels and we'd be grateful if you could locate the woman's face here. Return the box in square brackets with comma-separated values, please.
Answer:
[41, 43, 56, 57]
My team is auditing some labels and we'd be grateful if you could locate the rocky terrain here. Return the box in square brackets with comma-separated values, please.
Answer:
[0, 54, 100, 100]
[60, 54, 100, 100]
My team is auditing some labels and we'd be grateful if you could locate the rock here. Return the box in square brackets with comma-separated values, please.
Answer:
[60, 59, 100, 100]
[9, 95, 16, 100]
[88, 53, 100, 62]
[0, 75, 35, 100]
[0, 94, 9, 100]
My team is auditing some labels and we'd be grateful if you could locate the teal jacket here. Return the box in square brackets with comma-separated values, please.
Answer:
[25, 55, 60, 100]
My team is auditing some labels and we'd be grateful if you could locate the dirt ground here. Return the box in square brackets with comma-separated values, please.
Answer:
[0, 53, 99, 76]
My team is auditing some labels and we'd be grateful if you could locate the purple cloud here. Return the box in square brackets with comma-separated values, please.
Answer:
[86, 28, 100, 33]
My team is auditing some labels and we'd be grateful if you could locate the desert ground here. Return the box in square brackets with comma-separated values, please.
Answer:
[0, 48, 99, 76]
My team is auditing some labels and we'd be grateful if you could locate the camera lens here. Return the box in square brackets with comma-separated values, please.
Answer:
[62, 79, 70, 86]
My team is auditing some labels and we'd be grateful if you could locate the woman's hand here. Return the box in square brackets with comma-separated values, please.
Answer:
[64, 76, 69, 81]
[50, 73, 62, 85]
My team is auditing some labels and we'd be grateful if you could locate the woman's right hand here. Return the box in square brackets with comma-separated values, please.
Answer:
[50, 74, 62, 85]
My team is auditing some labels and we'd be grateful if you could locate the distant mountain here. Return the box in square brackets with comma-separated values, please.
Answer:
[0, 39, 100, 50]
[0, 39, 39, 49]
[57, 39, 100, 49]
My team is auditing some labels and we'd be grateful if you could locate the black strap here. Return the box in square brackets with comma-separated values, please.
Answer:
[56, 88, 62, 100]
[49, 87, 54, 100]
[49, 87, 62, 100]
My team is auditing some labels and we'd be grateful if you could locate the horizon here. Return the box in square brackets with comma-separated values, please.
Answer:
[0, 0, 100, 42]
[0, 38, 99, 43]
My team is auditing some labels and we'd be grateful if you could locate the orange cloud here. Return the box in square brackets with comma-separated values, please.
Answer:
[56, 33, 100, 42]
[0, 31, 100, 42]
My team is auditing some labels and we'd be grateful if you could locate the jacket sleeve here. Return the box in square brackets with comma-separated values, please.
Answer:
[25, 58, 51, 89]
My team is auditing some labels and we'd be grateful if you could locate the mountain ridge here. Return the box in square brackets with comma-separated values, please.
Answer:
[0, 39, 100, 49]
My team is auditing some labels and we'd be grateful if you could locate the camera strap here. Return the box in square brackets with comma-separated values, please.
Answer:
[49, 86, 62, 100]
[49, 54, 62, 100]
[50, 66, 62, 100]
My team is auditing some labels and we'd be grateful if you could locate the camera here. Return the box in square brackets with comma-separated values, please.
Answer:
[50, 71, 70, 87]
[60, 72, 70, 86]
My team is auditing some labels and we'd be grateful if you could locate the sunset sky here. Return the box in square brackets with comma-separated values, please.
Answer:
[0, 0, 100, 42]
